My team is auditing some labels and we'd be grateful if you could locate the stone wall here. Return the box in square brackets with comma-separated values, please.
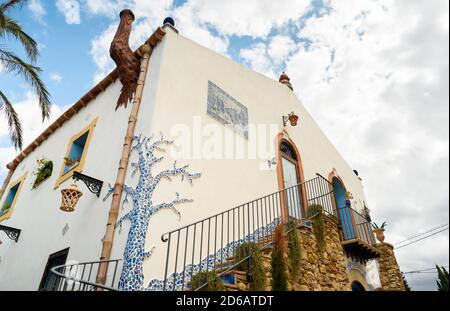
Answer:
[259, 216, 351, 291]
[376, 243, 405, 291]
[232, 217, 405, 291]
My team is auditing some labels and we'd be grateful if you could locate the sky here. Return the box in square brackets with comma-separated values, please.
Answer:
[0, 0, 449, 291]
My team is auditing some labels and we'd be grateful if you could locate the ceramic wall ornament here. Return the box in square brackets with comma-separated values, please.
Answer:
[103, 133, 201, 291]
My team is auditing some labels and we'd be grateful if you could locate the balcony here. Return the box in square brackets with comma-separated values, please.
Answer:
[339, 206, 381, 262]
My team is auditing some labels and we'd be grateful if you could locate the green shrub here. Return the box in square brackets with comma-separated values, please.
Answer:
[32, 158, 53, 189]
[191, 271, 225, 291]
[307, 204, 326, 252]
[234, 242, 266, 291]
[271, 224, 288, 291]
[287, 221, 301, 281]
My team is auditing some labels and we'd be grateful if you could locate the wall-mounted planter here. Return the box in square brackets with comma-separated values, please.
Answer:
[32, 158, 53, 189]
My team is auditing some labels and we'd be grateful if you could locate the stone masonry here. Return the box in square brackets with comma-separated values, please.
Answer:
[231, 216, 405, 291]
[376, 243, 405, 291]
[258, 216, 351, 291]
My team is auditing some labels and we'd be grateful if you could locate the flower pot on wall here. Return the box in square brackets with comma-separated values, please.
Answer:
[373, 228, 385, 243]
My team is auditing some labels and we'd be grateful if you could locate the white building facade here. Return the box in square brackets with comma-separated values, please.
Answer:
[0, 19, 384, 291]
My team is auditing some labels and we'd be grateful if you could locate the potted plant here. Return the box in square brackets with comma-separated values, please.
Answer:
[32, 158, 53, 189]
[64, 157, 80, 171]
[372, 221, 387, 243]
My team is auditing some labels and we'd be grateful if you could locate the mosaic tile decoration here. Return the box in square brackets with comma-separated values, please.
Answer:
[147, 219, 279, 291]
[207, 81, 249, 139]
[103, 133, 201, 291]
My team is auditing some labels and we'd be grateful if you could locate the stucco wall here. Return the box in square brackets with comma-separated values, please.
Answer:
[0, 25, 376, 290]
[125, 27, 372, 284]
[0, 36, 167, 290]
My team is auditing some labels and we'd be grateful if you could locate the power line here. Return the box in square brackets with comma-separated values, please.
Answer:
[403, 266, 449, 274]
[394, 224, 449, 246]
[395, 227, 449, 250]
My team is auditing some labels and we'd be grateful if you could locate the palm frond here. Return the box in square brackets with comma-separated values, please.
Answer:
[0, 15, 38, 61]
[0, 49, 51, 120]
[0, 90, 23, 149]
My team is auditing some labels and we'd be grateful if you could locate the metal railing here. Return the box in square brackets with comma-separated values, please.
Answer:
[339, 206, 376, 246]
[46, 259, 122, 291]
[46, 174, 336, 291]
[159, 174, 336, 291]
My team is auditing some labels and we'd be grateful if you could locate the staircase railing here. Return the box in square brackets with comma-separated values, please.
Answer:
[46, 259, 121, 291]
[158, 174, 336, 291]
[46, 174, 336, 291]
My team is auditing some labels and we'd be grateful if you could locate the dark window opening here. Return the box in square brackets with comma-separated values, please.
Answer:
[351, 281, 366, 291]
[38, 248, 70, 291]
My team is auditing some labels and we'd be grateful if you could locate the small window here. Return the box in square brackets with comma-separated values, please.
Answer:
[0, 172, 27, 222]
[54, 118, 98, 188]
[64, 131, 89, 174]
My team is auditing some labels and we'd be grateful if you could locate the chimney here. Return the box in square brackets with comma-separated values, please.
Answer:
[279, 72, 293, 91]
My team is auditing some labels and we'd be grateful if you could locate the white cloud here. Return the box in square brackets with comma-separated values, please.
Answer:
[239, 43, 275, 78]
[268, 35, 297, 65]
[50, 72, 63, 84]
[86, 0, 309, 84]
[185, 0, 311, 38]
[283, 0, 449, 290]
[88, 0, 229, 84]
[27, 0, 46, 24]
[0, 93, 65, 177]
[84, 0, 127, 18]
[56, 0, 81, 24]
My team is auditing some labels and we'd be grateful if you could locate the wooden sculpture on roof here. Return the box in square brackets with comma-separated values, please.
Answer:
[110, 9, 140, 110]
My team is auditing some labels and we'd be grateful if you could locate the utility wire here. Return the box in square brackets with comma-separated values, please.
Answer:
[403, 266, 449, 274]
[394, 224, 449, 246]
[396, 227, 449, 250]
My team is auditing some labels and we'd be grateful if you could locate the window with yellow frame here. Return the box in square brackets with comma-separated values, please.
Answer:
[54, 118, 98, 188]
[0, 172, 28, 223]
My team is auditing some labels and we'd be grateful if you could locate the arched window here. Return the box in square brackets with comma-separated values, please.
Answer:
[280, 141, 297, 162]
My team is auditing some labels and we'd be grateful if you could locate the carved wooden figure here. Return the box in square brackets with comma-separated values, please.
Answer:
[110, 9, 141, 110]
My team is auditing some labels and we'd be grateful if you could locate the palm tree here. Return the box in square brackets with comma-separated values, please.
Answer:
[0, 0, 51, 150]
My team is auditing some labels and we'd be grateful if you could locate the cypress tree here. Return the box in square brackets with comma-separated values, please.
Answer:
[436, 265, 449, 291]
[271, 224, 288, 291]
[234, 242, 266, 291]
[401, 273, 411, 291]
[287, 220, 302, 281]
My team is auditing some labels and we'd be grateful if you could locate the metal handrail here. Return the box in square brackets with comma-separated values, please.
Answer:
[47, 259, 122, 291]
[47, 174, 337, 292]
[159, 174, 336, 291]
[194, 212, 320, 291]
[161, 174, 335, 241]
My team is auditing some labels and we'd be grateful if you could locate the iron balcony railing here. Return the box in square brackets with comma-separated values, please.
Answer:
[46, 259, 121, 291]
[159, 174, 336, 291]
[339, 206, 377, 246]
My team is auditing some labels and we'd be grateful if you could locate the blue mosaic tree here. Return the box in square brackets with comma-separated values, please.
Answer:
[103, 134, 201, 291]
